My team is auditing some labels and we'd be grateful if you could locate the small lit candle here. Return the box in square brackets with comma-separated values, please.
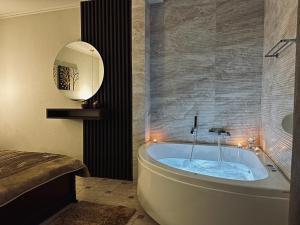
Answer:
[254, 147, 261, 155]
[153, 139, 158, 143]
[237, 143, 243, 148]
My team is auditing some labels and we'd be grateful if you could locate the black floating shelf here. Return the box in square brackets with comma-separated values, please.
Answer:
[265, 39, 296, 58]
[47, 108, 104, 120]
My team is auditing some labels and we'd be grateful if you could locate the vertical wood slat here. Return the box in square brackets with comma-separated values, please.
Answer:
[81, 0, 133, 180]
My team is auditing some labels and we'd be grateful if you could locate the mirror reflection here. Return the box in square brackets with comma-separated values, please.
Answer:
[282, 113, 293, 135]
[53, 41, 104, 100]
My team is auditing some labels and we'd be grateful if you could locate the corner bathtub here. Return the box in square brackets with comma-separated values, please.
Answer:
[137, 143, 290, 225]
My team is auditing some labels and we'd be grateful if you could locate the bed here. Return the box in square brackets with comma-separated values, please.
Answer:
[0, 150, 89, 225]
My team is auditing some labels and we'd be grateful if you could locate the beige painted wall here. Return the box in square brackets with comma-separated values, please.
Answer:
[0, 8, 83, 160]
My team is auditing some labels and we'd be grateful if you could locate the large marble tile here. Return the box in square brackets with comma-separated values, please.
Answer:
[149, 0, 264, 147]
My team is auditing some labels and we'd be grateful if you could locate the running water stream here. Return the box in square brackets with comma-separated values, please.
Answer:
[175, 133, 254, 180]
[189, 128, 197, 161]
[217, 135, 223, 164]
[190, 132, 224, 164]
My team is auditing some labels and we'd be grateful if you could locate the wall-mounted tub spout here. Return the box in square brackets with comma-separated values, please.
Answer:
[209, 128, 231, 136]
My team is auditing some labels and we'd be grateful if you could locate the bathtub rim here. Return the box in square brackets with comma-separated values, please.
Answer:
[138, 142, 290, 199]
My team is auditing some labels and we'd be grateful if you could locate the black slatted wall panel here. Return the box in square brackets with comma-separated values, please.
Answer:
[81, 0, 132, 180]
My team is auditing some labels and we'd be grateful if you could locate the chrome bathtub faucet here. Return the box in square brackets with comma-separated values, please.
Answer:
[190, 115, 198, 136]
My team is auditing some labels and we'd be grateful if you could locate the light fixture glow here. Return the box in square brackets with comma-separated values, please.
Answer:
[79, 85, 92, 100]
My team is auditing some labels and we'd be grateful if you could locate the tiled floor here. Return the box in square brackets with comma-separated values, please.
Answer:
[76, 176, 158, 225]
[43, 176, 159, 225]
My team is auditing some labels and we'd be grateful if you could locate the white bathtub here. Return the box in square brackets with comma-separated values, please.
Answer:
[137, 143, 290, 225]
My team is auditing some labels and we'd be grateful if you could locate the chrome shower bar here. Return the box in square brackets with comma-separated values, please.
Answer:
[265, 38, 296, 58]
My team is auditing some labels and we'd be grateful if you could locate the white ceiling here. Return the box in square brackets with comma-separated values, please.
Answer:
[0, 0, 81, 19]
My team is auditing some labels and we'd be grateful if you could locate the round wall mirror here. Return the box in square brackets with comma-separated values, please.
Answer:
[53, 41, 104, 100]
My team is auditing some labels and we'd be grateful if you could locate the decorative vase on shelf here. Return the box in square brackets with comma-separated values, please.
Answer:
[92, 100, 100, 109]
[81, 101, 89, 109]
[247, 137, 256, 150]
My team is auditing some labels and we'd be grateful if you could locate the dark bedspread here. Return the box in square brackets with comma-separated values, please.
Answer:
[0, 150, 89, 207]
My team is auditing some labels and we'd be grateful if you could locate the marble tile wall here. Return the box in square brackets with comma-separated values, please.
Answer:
[132, 0, 150, 179]
[150, 0, 264, 146]
[145, 1, 151, 143]
[261, 0, 298, 179]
